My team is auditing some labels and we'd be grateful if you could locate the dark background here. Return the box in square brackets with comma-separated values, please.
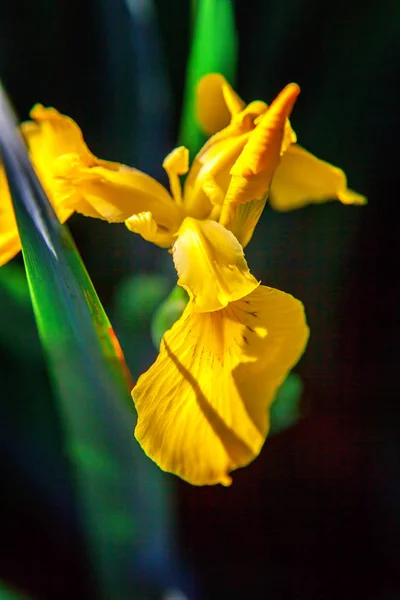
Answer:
[0, 0, 399, 598]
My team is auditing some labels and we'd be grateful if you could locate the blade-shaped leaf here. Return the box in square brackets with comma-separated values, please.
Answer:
[0, 84, 139, 600]
[179, 0, 237, 153]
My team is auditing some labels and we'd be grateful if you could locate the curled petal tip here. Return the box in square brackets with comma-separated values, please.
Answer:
[230, 84, 300, 182]
[268, 82, 300, 122]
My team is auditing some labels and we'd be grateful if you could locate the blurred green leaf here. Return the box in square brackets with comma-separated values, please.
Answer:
[0, 582, 30, 600]
[114, 273, 171, 333]
[0, 262, 30, 306]
[0, 263, 42, 360]
[151, 285, 188, 349]
[0, 83, 139, 600]
[179, 0, 237, 154]
[269, 372, 304, 434]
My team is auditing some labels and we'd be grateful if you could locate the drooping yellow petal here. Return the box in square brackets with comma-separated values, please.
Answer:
[53, 154, 182, 231]
[0, 169, 21, 267]
[125, 211, 174, 247]
[24, 106, 183, 231]
[196, 73, 246, 136]
[0, 231, 21, 267]
[133, 285, 309, 486]
[25, 104, 95, 168]
[1, 109, 79, 267]
[22, 106, 97, 222]
[269, 144, 367, 211]
[172, 217, 258, 312]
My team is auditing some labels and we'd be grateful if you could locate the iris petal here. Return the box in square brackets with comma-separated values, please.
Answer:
[219, 83, 300, 244]
[196, 73, 245, 136]
[133, 285, 309, 486]
[0, 168, 20, 266]
[172, 217, 258, 312]
[270, 144, 367, 211]
[53, 154, 181, 229]
[25, 106, 182, 230]
[184, 97, 267, 219]
[0, 106, 81, 265]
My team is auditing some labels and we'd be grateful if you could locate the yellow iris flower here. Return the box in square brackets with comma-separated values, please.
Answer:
[0, 73, 366, 485]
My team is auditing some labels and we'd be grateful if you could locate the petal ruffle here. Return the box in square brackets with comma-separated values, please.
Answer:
[24, 104, 95, 169]
[133, 285, 309, 486]
[270, 144, 367, 211]
[53, 155, 182, 230]
[172, 217, 258, 312]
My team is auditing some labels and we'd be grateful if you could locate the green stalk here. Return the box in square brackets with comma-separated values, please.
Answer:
[179, 0, 237, 154]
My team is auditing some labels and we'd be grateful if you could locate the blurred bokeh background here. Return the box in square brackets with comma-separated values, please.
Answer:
[1, 0, 399, 598]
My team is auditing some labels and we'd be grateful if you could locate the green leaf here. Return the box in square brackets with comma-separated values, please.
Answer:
[0, 263, 42, 360]
[0, 582, 30, 600]
[113, 274, 171, 334]
[151, 285, 188, 349]
[269, 372, 304, 434]
[0, 84, 138, 600]
[179, 0, 237, 153]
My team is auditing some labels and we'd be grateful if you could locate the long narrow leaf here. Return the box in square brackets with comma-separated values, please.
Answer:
[0, 84, 139, 600]
[179, 0, 237, 153]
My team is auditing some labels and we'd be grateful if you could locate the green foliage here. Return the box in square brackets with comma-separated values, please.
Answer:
[270, 372, 304, 434]
[179, 0, 237, 154]
[0, 263, 42, 360]
[113, 274, 171, 334]
[151, 285, 188, 349]
[0, 84, 138, 600]
[0, 582, 30, 600]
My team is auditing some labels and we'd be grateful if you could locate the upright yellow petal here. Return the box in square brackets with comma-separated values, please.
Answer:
[172, 217, 258, 312]
[219, 84, 300, 246]
[270, 144, 367, 211]
[222, 197, 267, 249]
[183, 131, 250, 219]
[133, 285, 309, 486]
[196, 73, 246, 136]
[228, 84, 300, 183]
[184, 101, 268, 219]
